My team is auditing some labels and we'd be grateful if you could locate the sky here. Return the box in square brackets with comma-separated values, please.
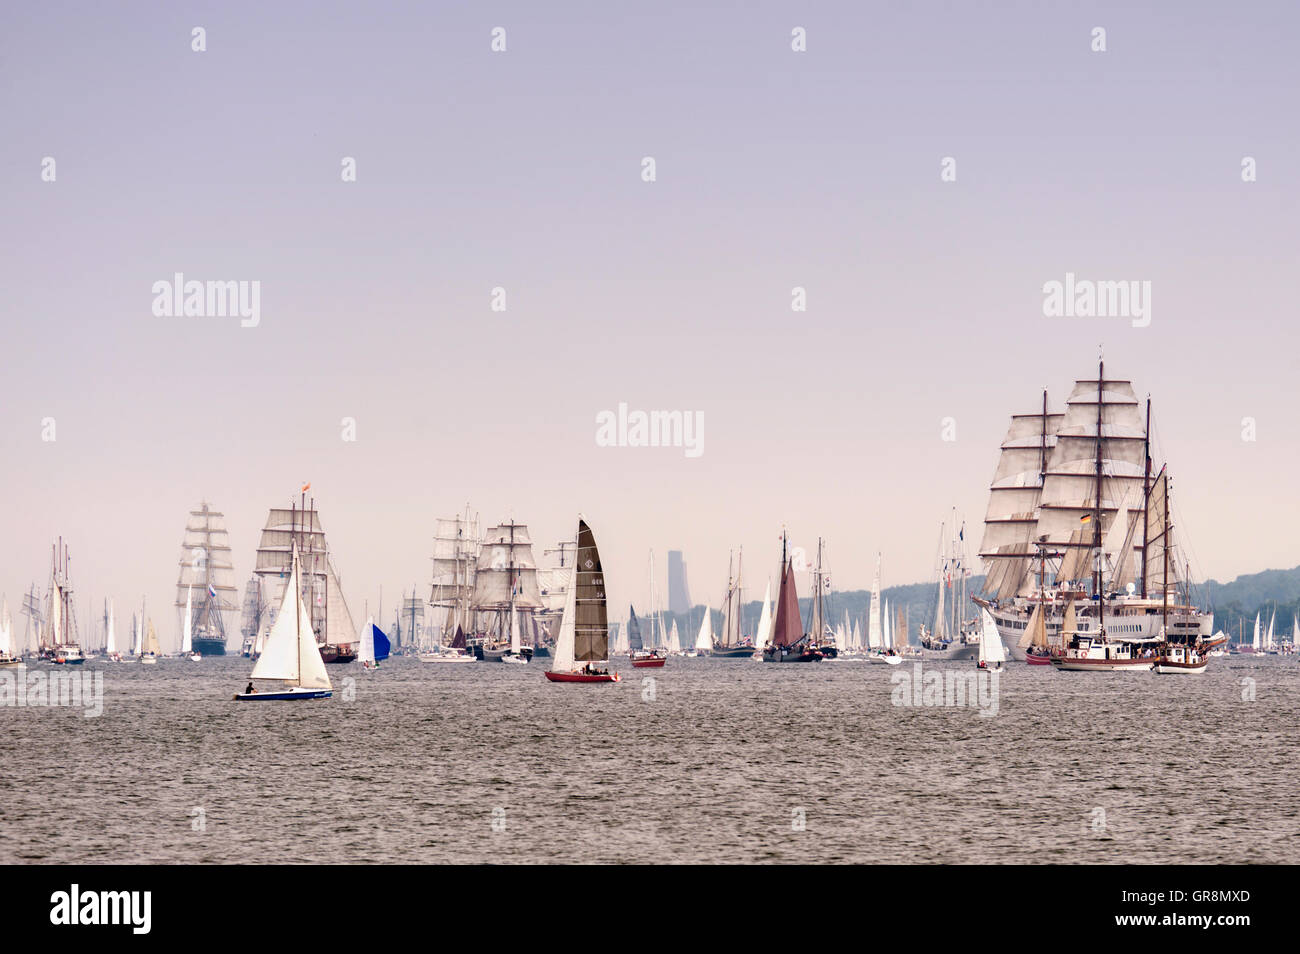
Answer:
[2, 2, 1298, 649]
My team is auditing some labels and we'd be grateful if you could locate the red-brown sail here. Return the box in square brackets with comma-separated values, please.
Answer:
[771, 558, 802, 647]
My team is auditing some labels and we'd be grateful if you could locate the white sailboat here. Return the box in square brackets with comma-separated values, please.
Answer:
[692, 604, 713, 656]
[1252, 612, 1261, 653]
[180, 587, 201, 660]
[0, 598, 18, 668]
[359, 614, 376, 669]
[867, 558, 884, 657]
[235, 547, 333, 700]
[141, 619, 161, 664]
[104, 600, 118, 659]
[977, 608, 1007, 670]
[501, 606, 528, 664]
[751, 580, 772, 658]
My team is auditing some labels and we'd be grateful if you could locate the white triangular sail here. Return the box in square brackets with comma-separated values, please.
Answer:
[359, 615, 376, 665]
[1018, 601, 1047, 650]
[509, 605, 521, 654]
[130, 613, 142, 656]
[105, 601, 116, 654]
[978, 608, 1007, 664]
[851, 619, 861, 651]
[754, 581, 772, 648]
[250, 548, 330, 689]
[550, 565, 577, 673]
[1266, 611, 1275, 651]
[694, 605, 713, 652]
[1252, 613, 1260, 650]
[144, 620, 162, 656]
[0, 599, 12, 656]
[867, 560, 883, 650]
[668, 620, 681, 654]
[883, 599, 892, 650]
[181, 586, 193, 654]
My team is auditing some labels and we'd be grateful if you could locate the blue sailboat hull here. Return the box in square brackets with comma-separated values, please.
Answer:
[233, 688, 332, 701]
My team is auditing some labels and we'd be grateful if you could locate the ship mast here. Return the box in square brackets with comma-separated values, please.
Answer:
[1095, 359, 1105, 637]
[1140, 397, 1152, 599]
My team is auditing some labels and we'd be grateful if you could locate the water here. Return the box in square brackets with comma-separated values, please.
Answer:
[2, 654, 1297, 864]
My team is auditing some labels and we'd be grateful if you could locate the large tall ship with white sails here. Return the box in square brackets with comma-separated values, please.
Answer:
[174, 501, 239, 655]
[40, 538, 83, 663]
[469, 518, 542, 661]
[253, 489, 360, 664]
[430, 505, 480, 651]
[975, 360, 1213, 662]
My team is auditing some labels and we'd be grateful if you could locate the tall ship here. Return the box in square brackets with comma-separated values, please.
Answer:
[175, 501, 239, 655]
[253, 489, 360, 664]
[920, 517, 981, 659]
[41, 539, 84, 664]
[430, 505, 480, 650]
[711, 550, 753, 657]
[535, 537, 578, 658]
[238, 575, 268, 657]
[469, 518, 541, 662]
[975, 360, 1213, 662]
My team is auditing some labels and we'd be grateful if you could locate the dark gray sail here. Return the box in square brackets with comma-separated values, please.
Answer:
[627, 604, 643, 651]
[574, 520, 608, 662]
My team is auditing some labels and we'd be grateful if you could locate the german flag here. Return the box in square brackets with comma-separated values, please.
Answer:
[1079, 513, 1092, 523]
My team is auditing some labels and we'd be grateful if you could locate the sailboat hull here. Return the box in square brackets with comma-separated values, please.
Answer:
[320, 645, 358, 664]
[1155, 659, 1208, 674]
[480, 645, 534, 663]
[631, 655, 666, 668]
[709, 645, 756, 658]
[233, 688, 333, 701]
[1025, 653, 1053, 666]
[762, 648, 823, 663]
[1050, 657, 1154, 672]
[545, 671, 621, 683]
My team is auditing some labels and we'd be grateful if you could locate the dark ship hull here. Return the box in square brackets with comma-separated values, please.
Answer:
[192, 635, 227, 656]
[320, 644, 358, 664]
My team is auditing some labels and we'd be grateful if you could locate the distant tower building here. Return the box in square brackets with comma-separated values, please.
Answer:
[667, 550, 691, 614]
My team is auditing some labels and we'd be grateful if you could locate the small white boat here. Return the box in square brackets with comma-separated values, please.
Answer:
[419, 649, 475, 664]
[500, 652, 528, 665]
[1155, 643, 1209, 674]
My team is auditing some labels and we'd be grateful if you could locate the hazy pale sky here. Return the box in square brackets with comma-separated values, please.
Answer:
[2, 2, 1297, 648]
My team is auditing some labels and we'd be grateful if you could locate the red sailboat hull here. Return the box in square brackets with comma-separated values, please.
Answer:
[545, 671, 621, 683]
[1025, 653, 1053, 666]
[631, 656, 665, 668]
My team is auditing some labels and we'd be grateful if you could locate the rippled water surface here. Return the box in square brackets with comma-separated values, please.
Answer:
[2, 654, 1297, 863]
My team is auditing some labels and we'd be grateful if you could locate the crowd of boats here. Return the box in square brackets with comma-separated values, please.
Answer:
[2, 362, 1295, 688]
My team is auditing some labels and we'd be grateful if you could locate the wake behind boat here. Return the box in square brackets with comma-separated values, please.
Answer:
[545, 518, 620, 683]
